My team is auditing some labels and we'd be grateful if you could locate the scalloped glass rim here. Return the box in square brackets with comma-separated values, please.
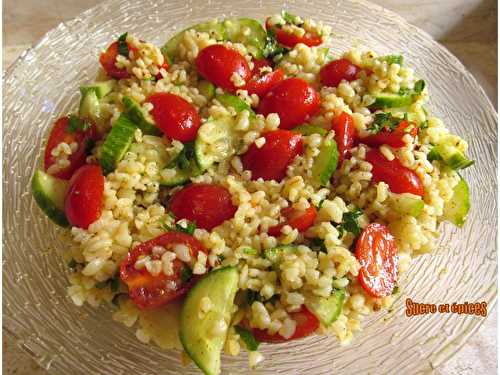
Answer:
[3, 0, 497, 374]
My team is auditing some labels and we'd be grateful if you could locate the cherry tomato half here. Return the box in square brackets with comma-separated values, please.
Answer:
[258, 78, 320, 130]
[360, 120, 418, 148]
[44, 116, 97, 180]
[246, 68, 285, 98]
[155, 62, 170, 81]
[365, 149, 424, 196]
[355, 223, 398, 298]
[195, 44, 251, 93]
[120, 232, 206, 309]
[64, 164, 104, 229]
[147, 92, 200, 142]
[241, 130, 303, 181]
[251, 306, 320, 342]
[170, 183, 237, 230]
[320, 58, 361, 88]
[268, 205, 317, 237]
[99, 41, 135, 79]
[331, 112, 356, 165]
[265, 18, 322, 48]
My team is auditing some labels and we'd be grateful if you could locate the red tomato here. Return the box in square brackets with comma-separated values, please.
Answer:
[44, 116, 97, 180]
[331, 112, 356, 165]
[241, 130, 303, 181]
[170, 184, 237, 230]
[252, 306, 319, 342]
[147, 92, 200, 142]
[365, 149, 424, 196]
[320, 58, 361, 87]
[195, 44, 251, 93]
[360, 120, 418, 148]
[99, 41, 133, 79]
[265, 18, 322, 48]
[120, 232, 206, 309]
[268, 205, 317, 237]
[355, 223, 398, 298]
[251, 58, 272, 74]
[64, 164, 104, 229]
[155, 61, 170, 80]
[258, 78, 320, 130]
[246, 68, 285, 97]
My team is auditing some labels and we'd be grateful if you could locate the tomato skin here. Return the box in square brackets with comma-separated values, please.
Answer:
[64, 164, 104, 229]
[258, 78, 320, 130]
[99, 41, 132, 79]
[365, 149, 424, 196]
[195, 44, 251, 93]
[251, 306, 319, 342]
[320, 58, 361, 87]
[331, 112, 356, 165]
[241, 130, 303, 181]
[44, 116, 97, 180]
[245, 68, 285, 97]
[265, 18, 322, 48]
[120, 232, 206, 309]
[355, 223, 398, 298]
[155, 62, 170, 80]
[170, 184, 237, 230]
[360, 121, 417, 148]
[268, 205, 317, 237]
[147, 93, 200, 142]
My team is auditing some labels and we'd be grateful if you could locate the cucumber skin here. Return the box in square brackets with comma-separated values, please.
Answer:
[312, 139, 339, 187]
[180, 267, 239, 375]
[80, 80, 115, 99]
[443, 178, 470, 228]
[79, 90, 100, 121]
[293, 124, 327, 136]
[391, 193, 424, 217]
[122, 96, 161, 136]
[99, 115, 137, 174]
[369, 93, 413, 109]
[31, 170, 69, 227]
[215, 94, 255, 117]
[306, 289, 345, 326]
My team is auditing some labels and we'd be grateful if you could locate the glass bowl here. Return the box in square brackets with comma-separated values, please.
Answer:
[3, 0, 497, 374]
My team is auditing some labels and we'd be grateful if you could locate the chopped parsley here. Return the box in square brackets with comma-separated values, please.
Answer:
[317, 199, 326, 210]
[180, 266, 193, 283]
[368, 112, 402, 133]
[336, 207, 363, 237]
[263, 29, 289, 61]
[170, 142, 196, 170]
[392, 285, 400, 295]
[281, 11, 302, 26]
[110, 276, 120, 293]
[175, 220, 197, 235]
[245, 290, 260, 305]
[117, 32, 129, 57]
[234, 326, 260, 351]
[419, 120, 429, 130]
[310, 237, 327, 253]
[95, 281, 108, 289]
[414, 79, 426, 94]
[67, 115, 90, 133]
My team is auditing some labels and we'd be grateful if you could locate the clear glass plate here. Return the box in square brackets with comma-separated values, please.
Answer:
[3, 0, 497, 374]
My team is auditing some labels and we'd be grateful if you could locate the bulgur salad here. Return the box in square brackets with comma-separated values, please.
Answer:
[31, 12, 473, 374]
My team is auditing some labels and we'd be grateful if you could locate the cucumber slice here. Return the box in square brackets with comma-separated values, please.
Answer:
[264, 245, 297, 265]
[390, 193, 424, 217]
[122, 96, 161, 136]
[80, 80, 116, 99]
[79, 90, 100, 121]
[434, 142, 474, 170]
[443, 178, 470, 228]
[199, 80, 216, 100]
[427, 146, 441, 162]
[161, 20, 227, 63]
[160, 162, 202, 186]
[292, 124, 328, 136]
[379, 54, 403, 66]
[195, 116, 237, 170]
[215, 94, 254, 115]
[31, 170, 69, 227]
[311, 137, 339, 187]
[180, 267, 239, 375]
[369, 92, 414, 109]
[305, 289, 345, 326]
[223, 18, 267, 59]
[99, 114, 137, 174]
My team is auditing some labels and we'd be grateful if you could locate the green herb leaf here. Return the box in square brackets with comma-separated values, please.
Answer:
[234, 326, 260, 351]
[392, 285, 400, 295]
[419, 120, 429, 130]
[67, 115, 90, 133]
[369, 112, 401, 133]
[175, 220, 197, 235]
[67, 259, 78, 269]
[414, 79, 426, 94]
[110, 276, 120, 293]
[180, 266, 193, 283]
[263, 30, 289, 60]
[380, 54, 403, 66]
[336, 207, 363, 237]
[95, 281, 108, 289]
[317, 199, 325, 210]
[171, 142, 196, 170]
[245, 290, 261, 305]
[427, 146, 441, 162]
[310, 237, 327, 253]
[117, 32, 129, 57]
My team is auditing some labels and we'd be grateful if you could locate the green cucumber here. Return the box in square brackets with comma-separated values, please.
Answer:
[390, 193, 424, 217]
[311, 137, 339, 187]
[180, 267, 239, 375]
[31, 170, 69, 227]
[199, 80, 216, 100]
[122, 96, 161, 136]
[292, 124, 327, 136]
[443, 178, 470, 227]
[223, 18, 267, 59]
[161, 20, 227, 63]
[379, 54, 403, 66]
[305, 289, 345, 326]
[160, 142, 202, 186]
[215, 94, 254, 115]
[434, 142, 474, 170]
[369, 92, 414, 109]
[79, 90, 100, 121]
[427, 146, 441, 162]
[264, 245, 297, 265]
[99, 114, 137, 174]
[195, 116, 237, 170]
[80, 80, 115, 99]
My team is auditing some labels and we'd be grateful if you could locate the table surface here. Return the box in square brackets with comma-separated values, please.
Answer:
[3, 0, 497, 374]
